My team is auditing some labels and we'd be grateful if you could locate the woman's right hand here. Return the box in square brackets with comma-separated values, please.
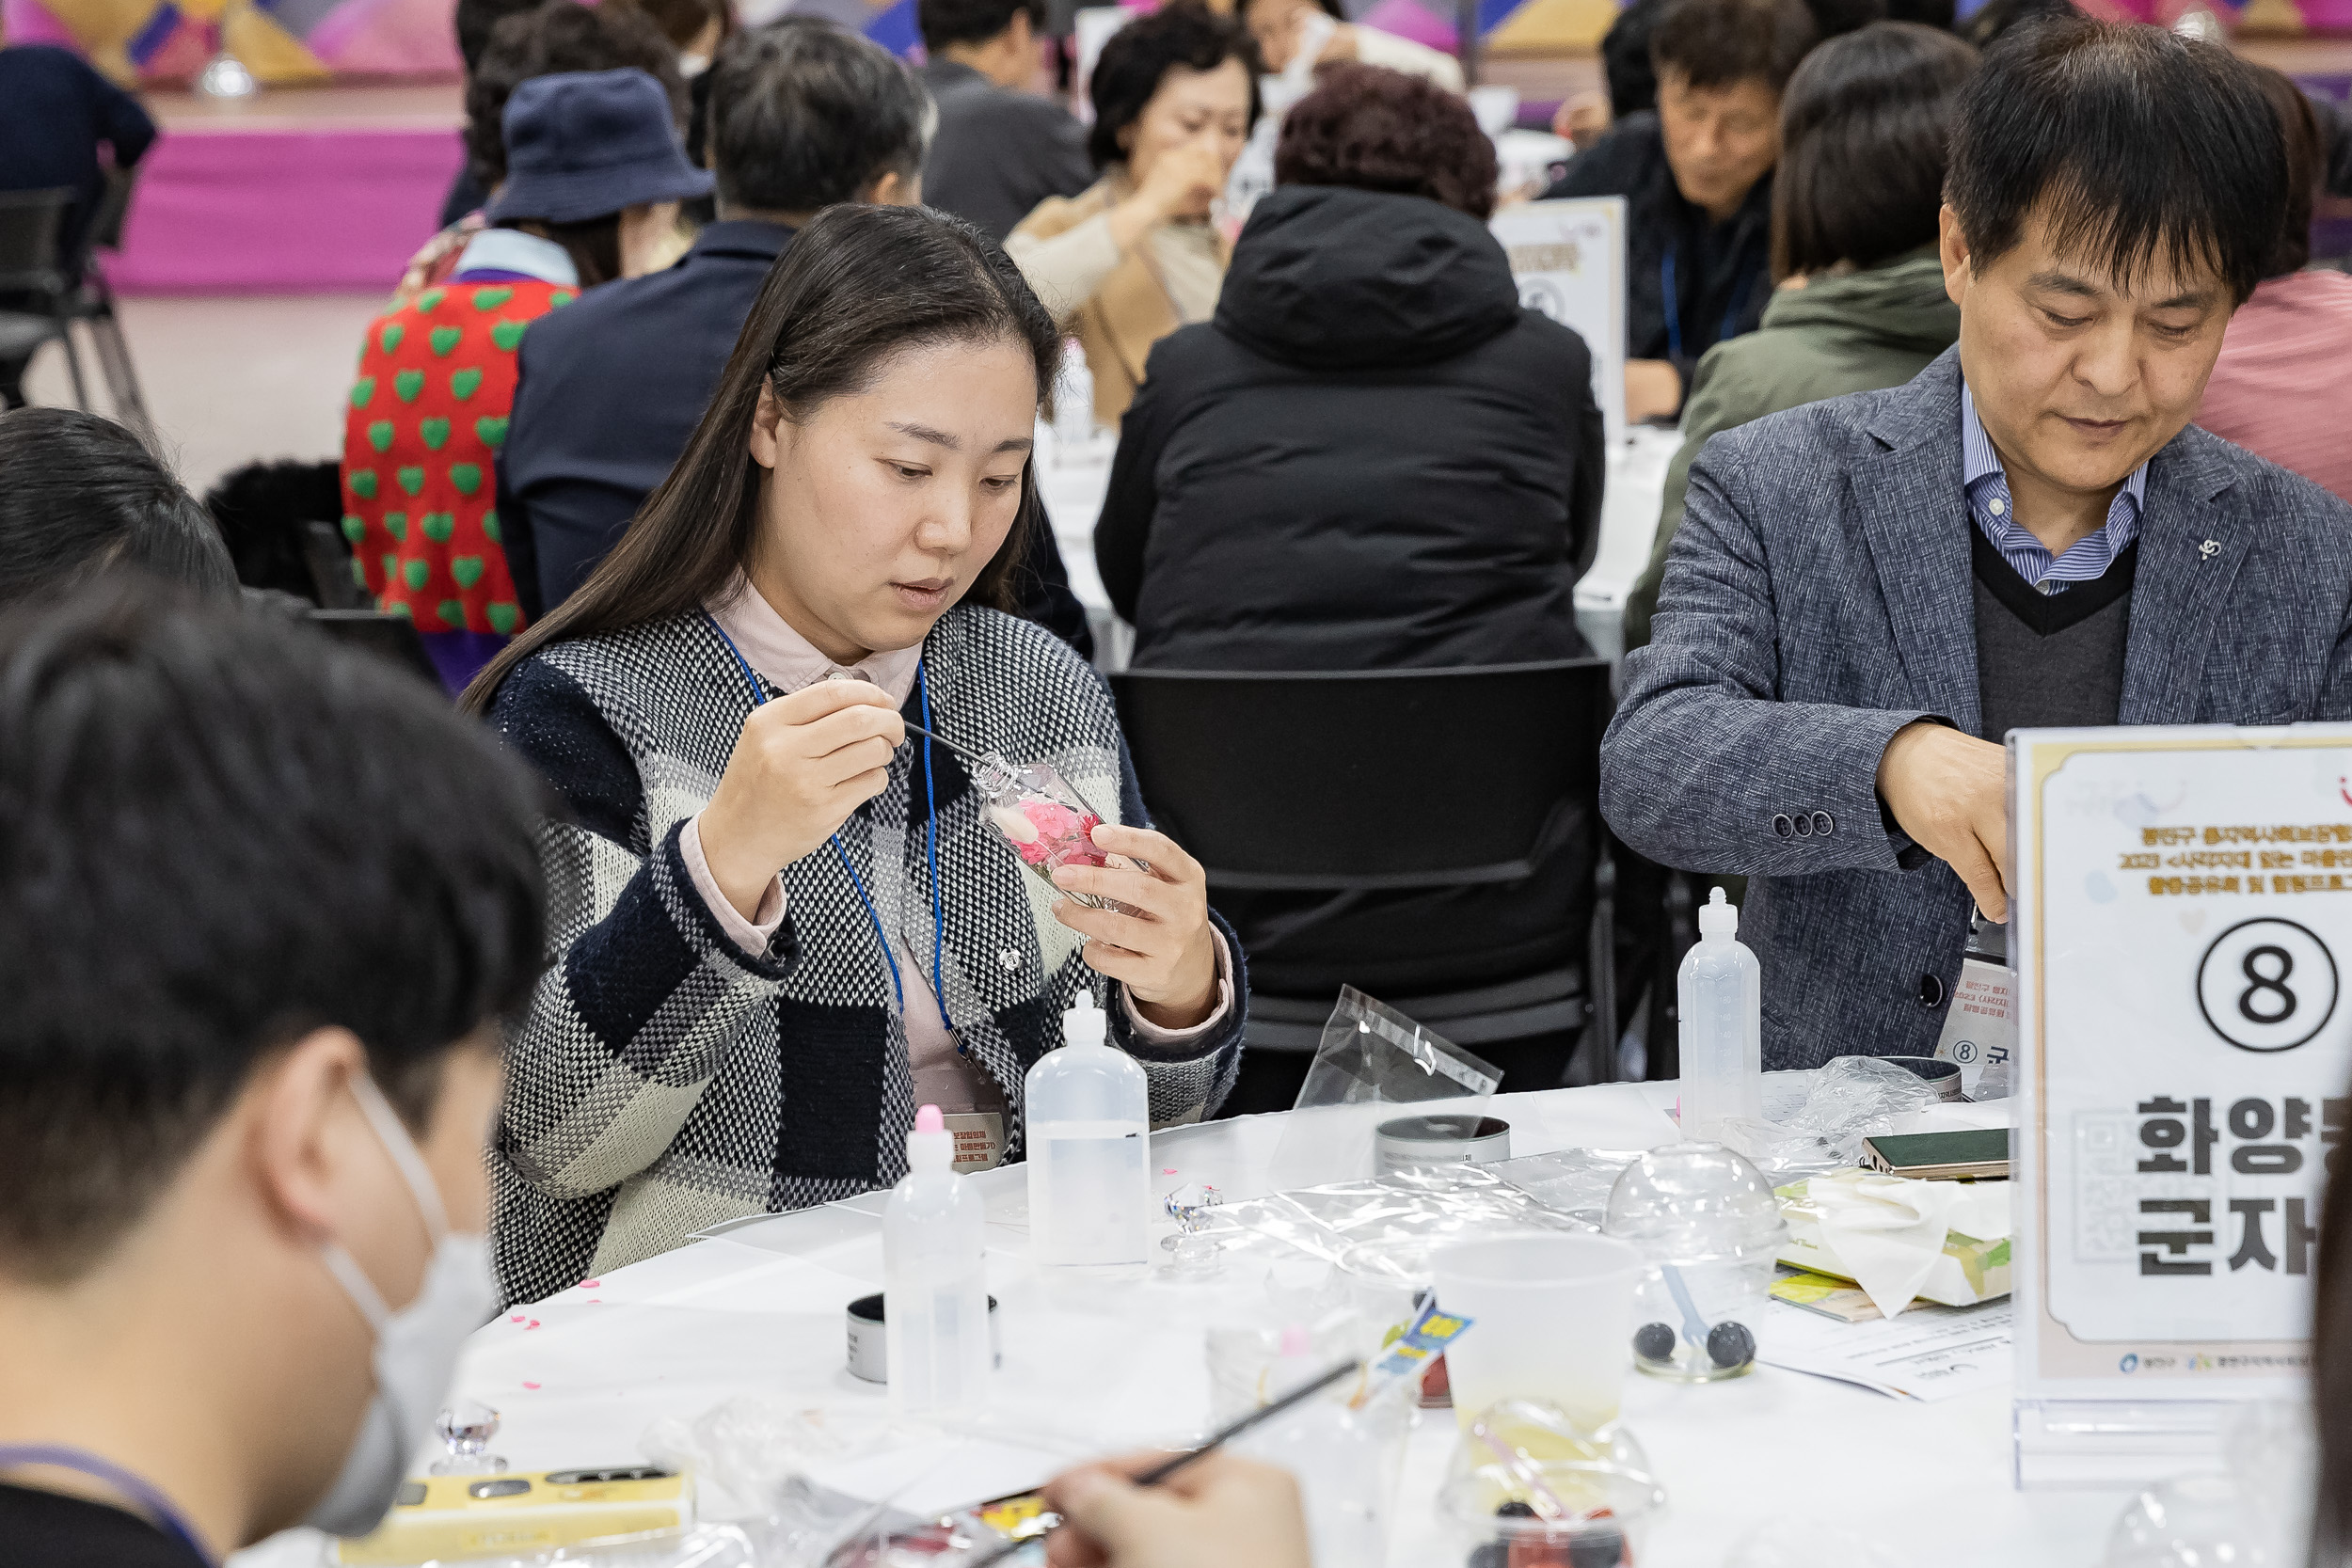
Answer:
[1042, 1451, 1311, 1568]
[695, 681, 905, 920]
[1110, 134, 1229, 251]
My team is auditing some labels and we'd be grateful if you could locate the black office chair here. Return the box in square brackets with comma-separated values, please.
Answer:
[0, 188, 87, 411]
[1111, 660, 1619, 1094]
[309, 609, 444, 689]
[68, 166, 150, 436]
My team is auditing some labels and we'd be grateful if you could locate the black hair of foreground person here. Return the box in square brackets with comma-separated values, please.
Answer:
[0, 407, 235, 609]
[466, 202, 1057, 708]
[0, 581, 547, 1280]
[1944, 13, 2283, 307]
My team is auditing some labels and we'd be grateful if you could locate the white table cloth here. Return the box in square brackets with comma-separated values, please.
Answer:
[230, 1080, 2131, 1568]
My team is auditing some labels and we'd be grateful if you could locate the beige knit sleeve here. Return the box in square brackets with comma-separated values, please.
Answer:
[1005, 211, 1127, 321]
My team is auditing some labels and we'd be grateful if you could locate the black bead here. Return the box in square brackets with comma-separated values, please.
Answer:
[1497, 1500, 1539, 1517]
[1632, 1322, 1677, 1362]
[1708, 1320, 1756, 1370]
[1570, 1524, 1629, 1568]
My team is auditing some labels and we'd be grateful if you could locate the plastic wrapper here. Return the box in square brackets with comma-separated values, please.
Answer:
[326, 1524, 762, 1568]
[1716, 1056, 1941, 1178]
[1271, 990, 1503, 1187]
[638, 1399, 933, 1565]
[1486, 1148, 1646, 1228]
[1194, 1163, 1586, 1288]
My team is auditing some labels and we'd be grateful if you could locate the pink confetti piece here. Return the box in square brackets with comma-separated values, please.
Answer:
[510, 1314, 526, 1323]
[580, 1279, 601, 1289]
[521, 1381, 541, 1390]
[526, 1319, 541, 1329]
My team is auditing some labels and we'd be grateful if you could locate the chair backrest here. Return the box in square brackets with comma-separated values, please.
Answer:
[0, 188, 72, 290]
[1110, 660, 1613, 892]
[309, 609, 444, 689]
[87, 166, 139, 257]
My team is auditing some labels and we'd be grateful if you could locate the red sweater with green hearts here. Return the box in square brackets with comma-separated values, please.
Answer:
[341, 279, 573, 659]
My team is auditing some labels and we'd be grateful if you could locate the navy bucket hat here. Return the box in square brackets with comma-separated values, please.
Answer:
[485, 68, 714, 225]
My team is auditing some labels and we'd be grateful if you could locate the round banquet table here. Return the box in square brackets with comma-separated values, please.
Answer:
[230, 1077, 2127, 1568]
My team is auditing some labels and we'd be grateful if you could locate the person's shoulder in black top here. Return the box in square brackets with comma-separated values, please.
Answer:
[0, 1484, 205, 1568]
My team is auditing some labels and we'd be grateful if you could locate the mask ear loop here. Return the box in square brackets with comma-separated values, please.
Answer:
[347, 1073, 452, 1242]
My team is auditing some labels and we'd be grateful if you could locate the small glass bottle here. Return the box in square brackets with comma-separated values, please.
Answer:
[973, 754, 1130, 911]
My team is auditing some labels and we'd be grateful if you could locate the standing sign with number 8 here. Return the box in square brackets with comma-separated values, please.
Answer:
[2197, 917, 2339, 1052]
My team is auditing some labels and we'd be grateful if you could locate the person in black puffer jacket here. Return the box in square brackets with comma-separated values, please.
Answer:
[1096, 62, 1605, 1095]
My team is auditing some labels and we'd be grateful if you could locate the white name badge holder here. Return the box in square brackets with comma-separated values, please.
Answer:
[2010, 723, 2351, 1487]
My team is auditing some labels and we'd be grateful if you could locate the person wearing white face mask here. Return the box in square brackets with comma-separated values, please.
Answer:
[0, 580, 548, 1565]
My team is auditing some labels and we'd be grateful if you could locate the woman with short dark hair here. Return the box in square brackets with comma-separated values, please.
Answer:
[1005, 2, 1259, 427]
[469, 204, 1245, 1305]
[1095, 62, 1603, 1101]
[1623, 21, 1977, 649]
[0, 407, 233, 608]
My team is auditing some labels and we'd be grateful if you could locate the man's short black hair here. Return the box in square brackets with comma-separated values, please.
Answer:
[1774, 22, 1978, 277]
[707, 19, 930, 213]
[1946, 16, 2285, 307]
[1650, 0, 1819, 95]
[0, 408, 234, 610]
[0, 583, 548, 1282]
[918, 0, 1043, 54]
[464, 0, 687, 194]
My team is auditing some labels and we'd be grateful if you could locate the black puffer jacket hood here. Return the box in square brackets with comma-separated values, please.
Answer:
[1214, 184, 1525, 371]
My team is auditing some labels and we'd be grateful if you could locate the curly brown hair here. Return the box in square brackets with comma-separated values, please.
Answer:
[1273, 62, 1499, 221]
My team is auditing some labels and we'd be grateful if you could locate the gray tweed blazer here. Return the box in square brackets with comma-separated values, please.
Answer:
[1602, 349, 2352, 1069]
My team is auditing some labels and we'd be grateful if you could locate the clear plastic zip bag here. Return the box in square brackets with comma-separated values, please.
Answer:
[1269, 989, 1503, 1188]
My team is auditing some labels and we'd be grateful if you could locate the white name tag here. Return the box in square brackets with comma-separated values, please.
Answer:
[943, 1111, 1005, 1174]
[1932, 956, 2015, 1096]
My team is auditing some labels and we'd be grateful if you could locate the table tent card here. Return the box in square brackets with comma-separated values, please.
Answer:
[1489, 198, 1628, 446]
[2010, 723, 2352, 1486]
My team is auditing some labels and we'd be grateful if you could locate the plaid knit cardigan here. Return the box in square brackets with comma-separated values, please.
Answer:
[485, 603, 1248, 1306]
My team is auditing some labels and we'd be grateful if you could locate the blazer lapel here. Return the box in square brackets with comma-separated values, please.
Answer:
[1851, 354, 1983, 736]
[2121, 433, 2244, 724]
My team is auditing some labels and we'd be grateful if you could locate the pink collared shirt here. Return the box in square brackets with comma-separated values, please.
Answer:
[2196, 269, 2352, 504]
[678, 575, 1232, 1118]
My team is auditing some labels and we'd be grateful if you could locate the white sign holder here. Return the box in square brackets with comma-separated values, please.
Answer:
[2010, 723, 2351, 1487]
[1489, 198, 1627, 445]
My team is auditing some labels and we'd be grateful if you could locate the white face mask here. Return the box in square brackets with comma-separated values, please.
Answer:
[305, 1075, 498, 1538]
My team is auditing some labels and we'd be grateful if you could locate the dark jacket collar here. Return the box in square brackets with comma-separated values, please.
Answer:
[685, 219, 795, 262]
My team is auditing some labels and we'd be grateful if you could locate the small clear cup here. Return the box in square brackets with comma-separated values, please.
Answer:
[1438, 1459, 1666, 1568]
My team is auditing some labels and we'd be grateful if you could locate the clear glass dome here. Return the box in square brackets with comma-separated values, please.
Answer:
[1603, 1142, 1787, 1384]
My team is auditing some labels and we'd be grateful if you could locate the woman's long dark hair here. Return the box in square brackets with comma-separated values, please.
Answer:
[464, 204, 1061, 714]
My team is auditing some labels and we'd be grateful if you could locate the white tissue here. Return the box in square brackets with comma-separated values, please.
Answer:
[1806, 1173, 1960, 1320]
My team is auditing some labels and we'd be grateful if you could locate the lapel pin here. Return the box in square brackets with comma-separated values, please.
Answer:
[2198, 539, 2221, 560]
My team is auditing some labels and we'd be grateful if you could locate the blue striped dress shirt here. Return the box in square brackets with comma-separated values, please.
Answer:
[1961, 383, 2145, 594]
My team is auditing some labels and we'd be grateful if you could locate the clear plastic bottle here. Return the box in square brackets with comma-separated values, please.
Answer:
[1677, 888, 1761, 1142]
[1053, 338, 1095, 449]
[883, 1103, 992, 1410]
[1025, 990, 1151, 1267]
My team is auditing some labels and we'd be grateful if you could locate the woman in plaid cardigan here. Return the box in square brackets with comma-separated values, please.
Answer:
[468, 206, 1247, 1307]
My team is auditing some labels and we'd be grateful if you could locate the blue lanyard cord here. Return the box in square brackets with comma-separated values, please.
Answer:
[700, 610, 948, 1031]
[1660, 245, 1752, 365]
[0, 1446, 215, 1566]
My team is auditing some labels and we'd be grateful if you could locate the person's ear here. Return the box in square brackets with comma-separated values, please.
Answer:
[247, 1027, 372, 1246]
[862, 168, 922, 207]
[749, 382, 787, 470]
[1938, 203, 1971, 309]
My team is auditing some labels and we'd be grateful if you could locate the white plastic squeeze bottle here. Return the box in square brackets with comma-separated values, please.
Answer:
[1677, 887, 1763, 1142]
[1025, 990, 1152, 1267]
[883, 1103, 992, 1410]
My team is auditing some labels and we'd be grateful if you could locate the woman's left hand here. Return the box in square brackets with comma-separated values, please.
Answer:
[1051, 823, 1219, 1030]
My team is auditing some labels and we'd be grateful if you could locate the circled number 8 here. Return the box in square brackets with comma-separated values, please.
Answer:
[2197, 918, 2337, 1053]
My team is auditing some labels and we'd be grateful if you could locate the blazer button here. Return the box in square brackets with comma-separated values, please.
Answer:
[1793, 813, 1815, 837]
[1772, 813, 1795, 839]
[1918, 973, 1946, 1008]
[1812, 810, 1836, 836]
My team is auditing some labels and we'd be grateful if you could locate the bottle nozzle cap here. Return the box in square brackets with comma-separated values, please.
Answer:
[1698, 885, 1739, 936]
[1063, 988, 1107, 1047]
[914, 1103, 945, 1134]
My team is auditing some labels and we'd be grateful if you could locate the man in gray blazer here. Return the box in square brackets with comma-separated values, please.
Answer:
[1601, 16, 2352, 1069]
